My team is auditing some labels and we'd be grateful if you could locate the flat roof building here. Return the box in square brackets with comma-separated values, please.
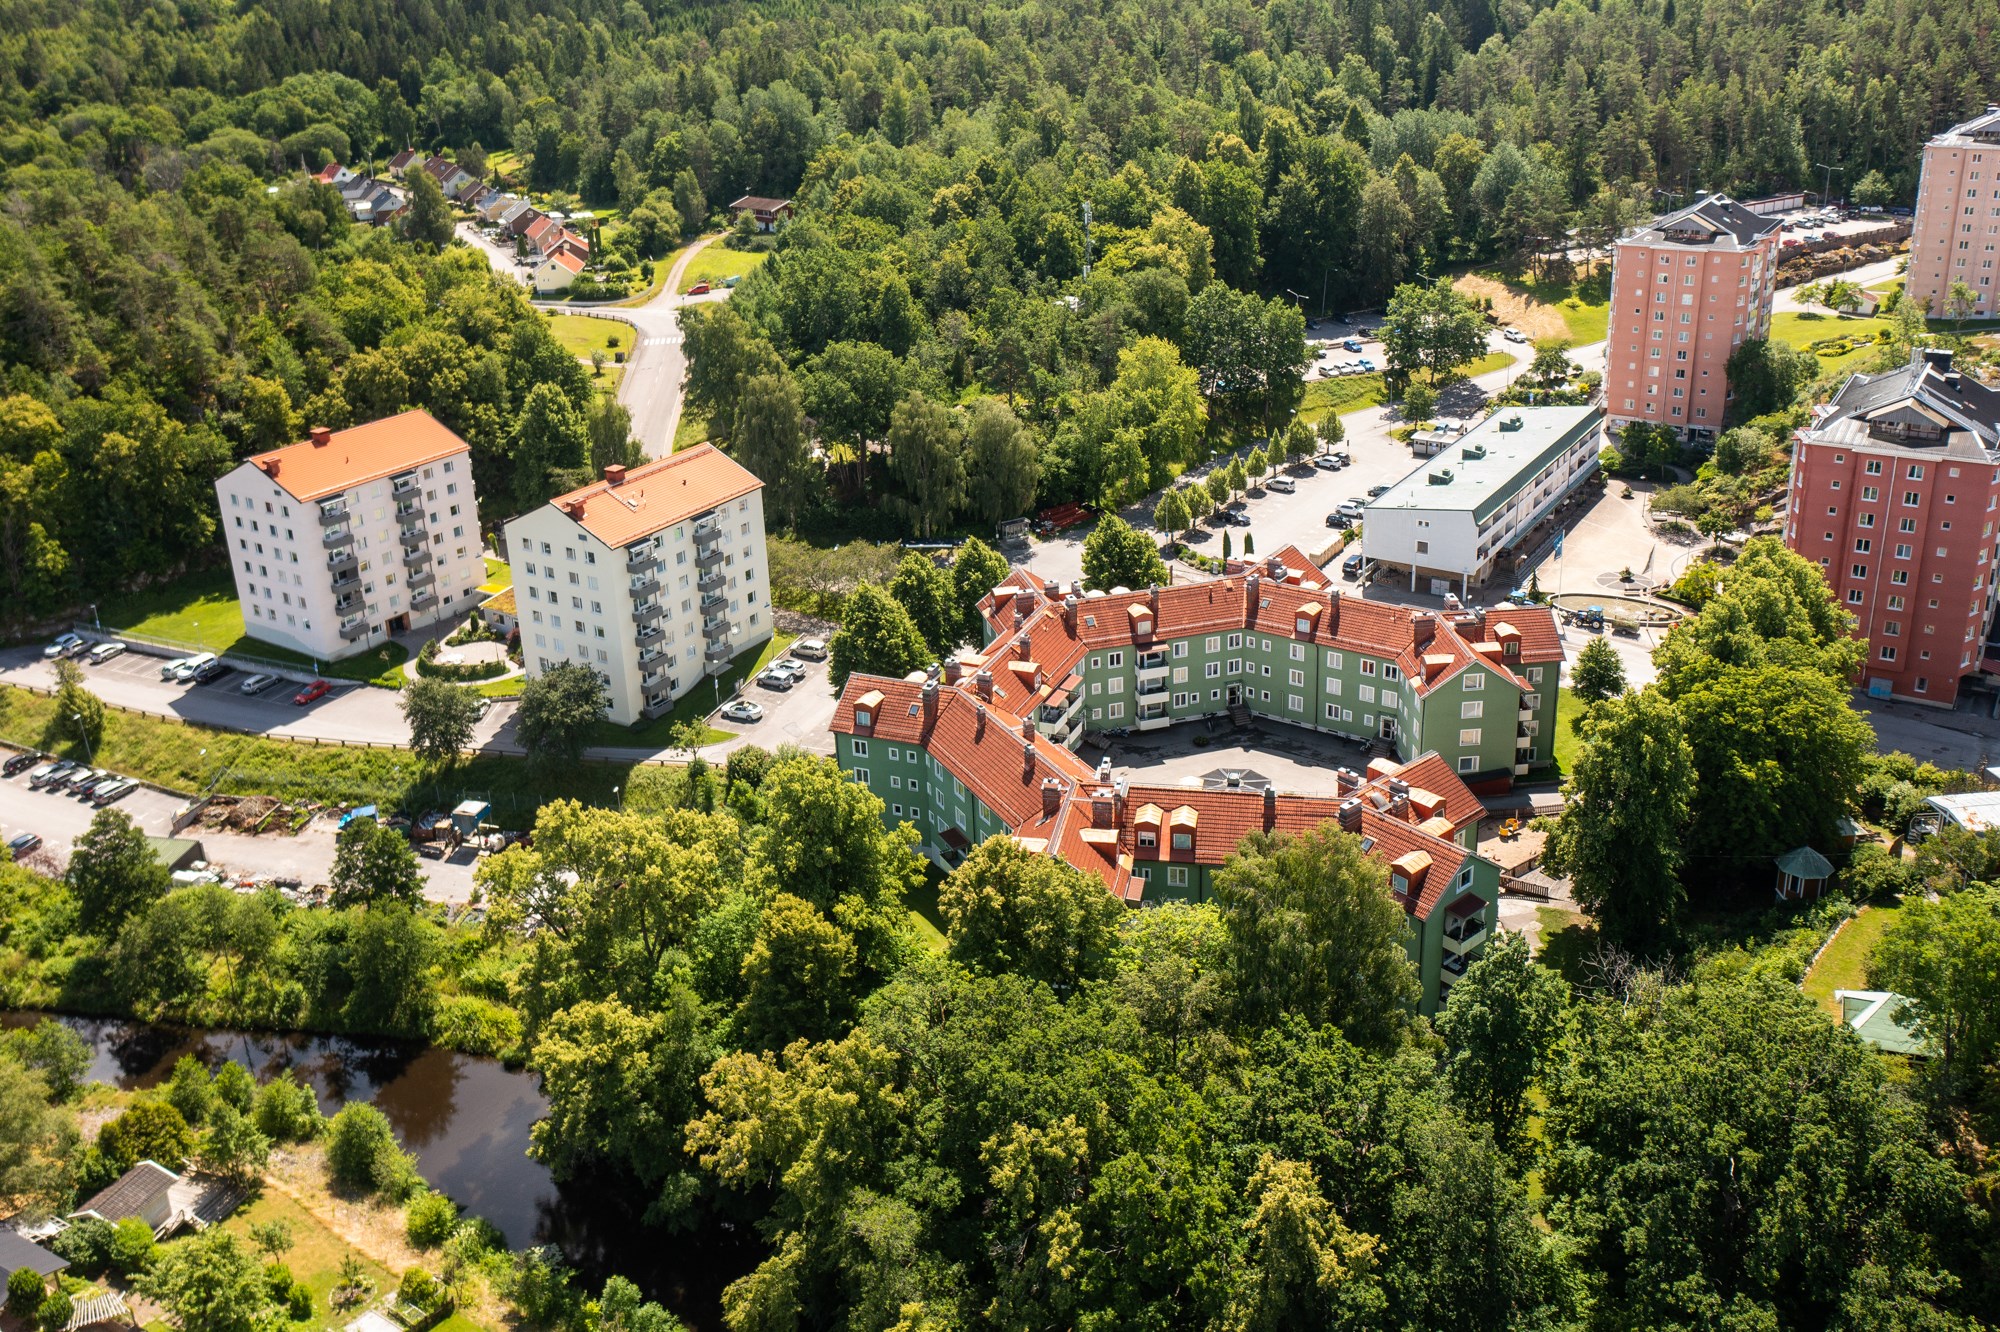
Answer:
[1363, 405, 1605, 594]
[501, 447, 772, 726]
[213, 412, 485, 661]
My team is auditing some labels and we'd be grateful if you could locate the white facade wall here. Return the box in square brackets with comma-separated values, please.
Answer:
[503, 488, 773, 726]
[216, 452, 485, 661]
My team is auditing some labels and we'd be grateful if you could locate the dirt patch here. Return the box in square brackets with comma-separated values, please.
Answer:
[1452, 275, 1569, 341]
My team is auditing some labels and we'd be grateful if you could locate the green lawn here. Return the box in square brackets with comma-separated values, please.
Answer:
[1301, 373, 1388, 419]
[544, 312, 634, 360]
[582, 631, 796, 750]
[0, 683, 625, 818]
[1516, 274, 1611, 344]
[1534, 905, 1598, 987]
[1462, 350, 1516, 378]
[1802, 901, 1902, 1016]
[906, 867, 948, 950]
[479, 558, 511, 592]
[96, 568, 409, 686]
[673, 410, 713, 451]
[1770, 311, 1895, 373]
[1550, 687, 1583, 775]
[212, 1190, 395, 1325]
[680, 245, 770, 293]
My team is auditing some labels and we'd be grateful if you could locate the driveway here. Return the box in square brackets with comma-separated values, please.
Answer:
[1774, 256, 1903, 313]
[696, 647, 838, 758]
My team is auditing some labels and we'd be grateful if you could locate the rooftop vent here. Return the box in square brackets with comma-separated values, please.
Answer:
[1428, 469, 1455, 486]
[1462, 443, 1486, 460]
[1498, 416, 1525, 432]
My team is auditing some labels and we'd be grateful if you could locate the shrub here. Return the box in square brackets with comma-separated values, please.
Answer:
[325, 1104, 420, 1199]
[287, 1283, 313, 1320]
[48, 1216, 114, 1274]
[406, 1191, 460, 1249]
[429, 995, 523, 1058]
[7, 1268, 44, 1314]
[252, 1072, 324, 1143]
[107, 1216, 156, 1276]
[34, 1290, 70, 1332]
[399, 1267, 443, 1311]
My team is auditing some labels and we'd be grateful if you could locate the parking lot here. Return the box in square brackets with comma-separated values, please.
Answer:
[699, 640, 838, 756]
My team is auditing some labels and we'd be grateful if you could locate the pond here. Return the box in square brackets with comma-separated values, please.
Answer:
[1, 1012, 756, 1329]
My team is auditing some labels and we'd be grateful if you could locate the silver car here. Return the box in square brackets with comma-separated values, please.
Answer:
[238, 673, 278, 695]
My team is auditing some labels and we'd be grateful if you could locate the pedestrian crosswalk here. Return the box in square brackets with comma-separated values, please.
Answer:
[640, 334, 682, 348]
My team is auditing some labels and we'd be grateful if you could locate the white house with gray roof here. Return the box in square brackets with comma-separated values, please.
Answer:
[1363, 405, 1605, 594]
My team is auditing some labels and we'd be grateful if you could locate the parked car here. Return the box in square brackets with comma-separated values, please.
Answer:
[1325, 513, 1352, 529]
[767, 658, 807, 679]
[90, 778, 138, 807]
[723, 275, 743, 288]
[3, 751, 42, 777]
[169, 652, 218, 683]
[86, 641, 126, 665]
[293, 679, 332, 705]
[238, 673, 278, 695]
[1264, 476, 1295, 494]
[1356, 357, 1376, 372]
[1342, 554, 1366, 579]
[23, 761, 66, 788]
[191, 658, 231, 684]
[50, 766, 97, 793]
[31, 761, 79, 790]
[1502, 327, 1529, 344]
[7, 833, 41, 860]
[721, 699, 765, 724]
[1313, 454, 1342, 470]
[792, 638, 829, 661]
[43, 632, 86, 660]
[685, 281, 711, 295]
[1342, 338, 1363, 353]
[1367, 484, 1392, 498]
[1336, 501, 1365, 520]
[755, 670, 796, 692]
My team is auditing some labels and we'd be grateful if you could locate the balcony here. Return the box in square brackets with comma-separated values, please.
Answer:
[641, 696, 675, 721]
[390, 474, 418, 496]
[634, 623, 664, 648]
[404, 546, 433, 570]
[407, 569, 437, 591]
[1136, 706, 1171, 732]
[1136, 675, 1168, 698]
[1443, 921, 1488, 957]
[323, 527, 354, 550]
[1513, 761, 1530, 776]
[334, 597, 362, 616]
[394, 500, 421, 521]
[626, 546, 662, 576]
[695, 543, 725, 570]
[410, 589, 438, 611]
[700, 589, 726, 613]
[1517, 730, 1533, 751]
[318, 505, 348, 527]
[698, 569, 725, 594]
[693, 513, 719, 536]
[705, 641, 733, 663]
[702, 615, 730, 640]
[330, 572, 360, 592]
[339, 619, 369, 642]
[630, 574, 659, 601]
[327, 551, 358, 578]
[631, 601, 663, 626]
[399, 527, 426, 551]
[1440, 953, 1469, 987]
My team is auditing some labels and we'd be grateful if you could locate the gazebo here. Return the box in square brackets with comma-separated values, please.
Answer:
[1774, 845, 1834, 901]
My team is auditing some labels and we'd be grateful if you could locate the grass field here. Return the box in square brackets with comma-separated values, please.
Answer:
[906, 868, 948, 950]
[479, 558, 511, 592]
[1461, 268, 1611, 346]
[673, 411, 712, 450]
[1301, 373, 1388, 418]
[213, 1190, 397, 1324]
[680, 245, 770, 293]
[1552, 688, 1583, 774]
[1770, 311, 1895, 373]
[544, 312, 635, 361]
[1535, 904, 1597, 985]
[1802, 901, 1902, 1016]
[582, 631, 795, 750]
[0, 683, 625, 816]
[97, 568, 409, 687]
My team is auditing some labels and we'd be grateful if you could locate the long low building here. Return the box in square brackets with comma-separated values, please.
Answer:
[831, 666, 1501, 1015]
[1363, 404, 1604, 595]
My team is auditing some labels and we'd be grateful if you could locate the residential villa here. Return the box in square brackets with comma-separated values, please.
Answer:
[726, 195, 793, 232]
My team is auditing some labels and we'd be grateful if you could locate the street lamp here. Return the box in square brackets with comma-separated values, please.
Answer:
[72, 713, 94, 767]
[89, 604, 99, 630]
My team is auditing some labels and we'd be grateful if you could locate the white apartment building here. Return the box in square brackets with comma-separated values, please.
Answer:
[213, 412, 486, 661]
[1364, 405, 1605, 595]
[501, 447, 771, 725]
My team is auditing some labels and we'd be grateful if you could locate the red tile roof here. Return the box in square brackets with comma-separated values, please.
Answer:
[540, 445, 762, 548]
[247, 411, 469, 503]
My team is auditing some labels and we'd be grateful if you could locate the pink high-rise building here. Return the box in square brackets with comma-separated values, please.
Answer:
[1605, 195, 1781, 441]
[1784, 348, 2000, 707]
[1907, 106, 2000, 320]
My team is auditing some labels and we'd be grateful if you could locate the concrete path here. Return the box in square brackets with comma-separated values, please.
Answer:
[1772, 257, 1903, 314]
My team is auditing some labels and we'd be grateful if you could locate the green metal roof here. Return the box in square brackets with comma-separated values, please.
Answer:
[1775, 845, 1834, 879]
[1367, 405, 1603, 523]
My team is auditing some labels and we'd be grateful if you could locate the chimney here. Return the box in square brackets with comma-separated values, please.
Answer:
[1412, 612, 1436, 651]
[1041, 777, 1062, 817]
[1389, 792, 1410, 819]
[1267, 555, 1285, 579]
[975, 668, 994, 700]
[1014, 633, 1032, 660]
[1263, 785, 1277, 832]
[1063, 596, 1079, 631]
[1337, 798, 1362, 832]
[1150, 586, 1161, 614]
[943, 657, 966, 685]
[975, 702, 987, 733]
[1335, 767, 1361, 795]
[1246, 573, 1261, 600]
[309, 425, 332, 447]
[604, 463, 627, 486]
[1013, 603, 1028, 629]
[564, 499, 586, 520]
[1091, 790, 1114, 828]
[922, 679, 939, 724]
[1097, 756, 1112, 781]
[1023, 737, 1037, 778]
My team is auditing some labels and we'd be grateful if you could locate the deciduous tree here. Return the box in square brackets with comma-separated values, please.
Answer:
[1434, 931, 1568, 1159]
[1867, 886, 2000, 1082]
[516, 661, 608, 766]
[949, 538, 1010, 644]
[963, 397, 1040, 529]
[328, 818, 424, 908]
[938, 836, 1123, 994]
[887, 553, 960, 659]
[882, 394, 965, 539]
[68, 808, 169, 935]
[828, 583, 932, 693]
[1380, 278, 1488, 384]
[401, 676, 479, 767]
[1081, 514, 1168, 590]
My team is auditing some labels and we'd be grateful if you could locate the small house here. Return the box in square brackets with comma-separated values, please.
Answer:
[480, 586, 517, 635]
[0, 1230, 68, 1291]
[531, 249, 586, 295]
[726, 195, 793, 232]
[1835, 989, 1929, 1056]
[1774, 845, 1834, 901]
[71, 1160, 179, 1230]
[387, 148, 427, 177]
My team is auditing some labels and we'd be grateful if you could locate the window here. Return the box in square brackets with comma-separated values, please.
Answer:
[851, 768, 870, 784]
[850, 740, 868, 758]
[1461, 700, 1484, 719]
[1137, 831, 1157, 850]
[1171, 832, 1192, 852]
[1462, 672, 1483, 690]
[1167, 866, 1188, 887]
[1459, 728, 1481, 745]
[1457, 756, 1479, 774]
[1904, 492, 1922, 506]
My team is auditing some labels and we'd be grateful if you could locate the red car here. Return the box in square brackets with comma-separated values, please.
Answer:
[685, 282, 710, 295]
[293, 679, 331, 705]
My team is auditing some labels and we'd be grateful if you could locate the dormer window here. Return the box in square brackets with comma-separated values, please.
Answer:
[855, 711, 872, 729]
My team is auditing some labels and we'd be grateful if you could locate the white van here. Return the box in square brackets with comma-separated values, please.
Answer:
[1266, 476, 1297, 494]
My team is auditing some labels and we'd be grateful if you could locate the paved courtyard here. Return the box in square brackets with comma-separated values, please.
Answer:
[1086, 716, 1398, 794]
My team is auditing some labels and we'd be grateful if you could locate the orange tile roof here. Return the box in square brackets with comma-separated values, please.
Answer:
[543, 250, 585, 274]
[540, 445, 762, 548]
[247, 410, 470, 503]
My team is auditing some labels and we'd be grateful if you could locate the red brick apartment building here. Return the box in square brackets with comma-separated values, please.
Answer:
[1784, 348, 2000, 705]
[1606, 195, 1781, 440]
